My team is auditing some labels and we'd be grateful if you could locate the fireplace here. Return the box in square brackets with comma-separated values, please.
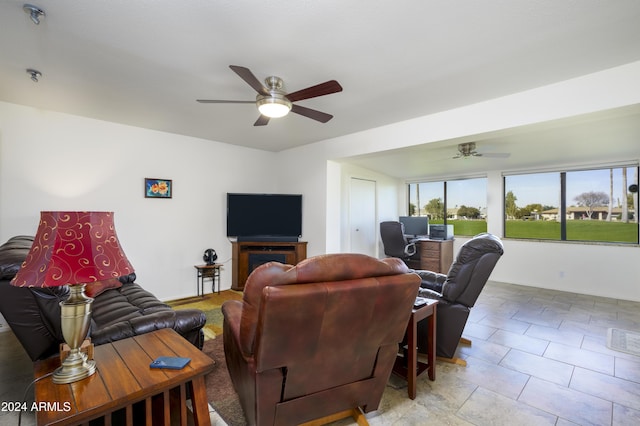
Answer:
[248, 253, 287, 275]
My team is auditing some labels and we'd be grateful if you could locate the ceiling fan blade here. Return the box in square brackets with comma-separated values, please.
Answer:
[229, 65, 269, 96]
[453, 152, 510, 159]
[254, 115, 270, 126]
[286, 80, 343, 103]
[196, 100, 255, 104]
[291, 104, 333, 123]
[481, 153, 511, 158]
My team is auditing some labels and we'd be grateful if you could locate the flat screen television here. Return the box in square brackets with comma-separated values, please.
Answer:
[399, 216, 429, 237]
[227, 193, 302, 241]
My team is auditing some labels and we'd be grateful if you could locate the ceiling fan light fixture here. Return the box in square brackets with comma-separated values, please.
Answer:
[26, 68, 42, 82]
[23, 4, 45, 25]
[197, 66, 340, 125]
[256, 94, 292, 118]
[453, 142, 510, 159]
[459, 142, 477, 156]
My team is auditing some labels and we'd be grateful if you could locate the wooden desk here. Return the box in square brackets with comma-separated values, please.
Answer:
[415, 239, 453, 273]
[34, 328, 214, 426]
[393, 299, 438, 400]
[194, 263, 222, 296]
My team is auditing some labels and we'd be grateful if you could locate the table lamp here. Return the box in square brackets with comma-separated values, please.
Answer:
[11, 211, 134, 384]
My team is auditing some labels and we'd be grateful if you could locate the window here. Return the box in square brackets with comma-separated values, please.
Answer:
[408, 177, 487, 236]
[504, 172, 560, 240]
[504, 166, 639, 243]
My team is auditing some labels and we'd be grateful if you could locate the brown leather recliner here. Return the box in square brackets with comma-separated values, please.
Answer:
[415, 233, 504, 362]
[221, 253, 420, 426]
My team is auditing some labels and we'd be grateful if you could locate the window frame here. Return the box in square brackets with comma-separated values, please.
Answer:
[407, 176, 488, 237]
[502, 163, 639, 244]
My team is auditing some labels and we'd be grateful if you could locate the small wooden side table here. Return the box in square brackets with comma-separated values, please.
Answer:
[194, 263, 222, 296]
[34, 328, 214, 426]
[392, 299, 438, 399]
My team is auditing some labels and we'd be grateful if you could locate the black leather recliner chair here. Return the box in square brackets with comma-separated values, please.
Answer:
[380, 221, 421, 269]
[415, 233, 504, 363]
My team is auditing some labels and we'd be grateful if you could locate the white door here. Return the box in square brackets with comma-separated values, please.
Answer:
[349, 178, 377, 256]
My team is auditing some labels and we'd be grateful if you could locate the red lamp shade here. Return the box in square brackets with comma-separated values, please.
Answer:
[11, 211, 134, 288]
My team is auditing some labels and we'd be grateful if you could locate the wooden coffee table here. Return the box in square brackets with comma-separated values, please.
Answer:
[392, 299, 438, 399]
[34, 328, 214, 426]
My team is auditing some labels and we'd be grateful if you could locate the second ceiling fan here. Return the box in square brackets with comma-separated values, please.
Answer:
[453, 142, 510, 159]
[197, 65, 343, 126]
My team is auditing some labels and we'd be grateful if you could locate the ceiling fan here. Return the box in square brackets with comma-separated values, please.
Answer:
[197, 65, 343, 126]
[453, 142, 510, 159]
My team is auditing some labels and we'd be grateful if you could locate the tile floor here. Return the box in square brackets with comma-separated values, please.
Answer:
[362, 281, 640, 426]
[1, 281, 639, 426]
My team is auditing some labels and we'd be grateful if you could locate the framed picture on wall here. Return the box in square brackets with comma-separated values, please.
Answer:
[145, 178, 172, 198]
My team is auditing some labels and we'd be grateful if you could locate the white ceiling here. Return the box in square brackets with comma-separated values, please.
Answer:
[342, 105, 640, 179]
[2, 1, 640, 175]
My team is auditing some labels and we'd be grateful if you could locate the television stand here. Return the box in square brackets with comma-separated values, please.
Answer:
[231, 241, 307, 291]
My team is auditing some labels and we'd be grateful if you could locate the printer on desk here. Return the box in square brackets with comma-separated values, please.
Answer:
[429, 224, 454, 240]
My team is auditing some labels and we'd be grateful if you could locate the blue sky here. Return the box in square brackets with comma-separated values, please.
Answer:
[410, 179, 487, 211]
[507, 168, 636, 208]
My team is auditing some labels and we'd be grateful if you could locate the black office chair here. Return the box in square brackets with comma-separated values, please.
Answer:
[380, 221, 421, 269]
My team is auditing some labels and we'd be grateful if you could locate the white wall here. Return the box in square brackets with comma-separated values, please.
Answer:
[0, 101, 278, 303]
[278, 61, 640, 302]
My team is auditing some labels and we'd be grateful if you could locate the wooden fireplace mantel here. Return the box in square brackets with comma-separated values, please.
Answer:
[231, 241, 307, 291]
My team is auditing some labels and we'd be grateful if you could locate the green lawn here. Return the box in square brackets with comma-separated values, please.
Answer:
[505, 220, 560, 239]
[432, 219, 638, 243]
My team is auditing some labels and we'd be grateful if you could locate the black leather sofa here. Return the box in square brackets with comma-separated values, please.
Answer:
[0, 235, 206, 361]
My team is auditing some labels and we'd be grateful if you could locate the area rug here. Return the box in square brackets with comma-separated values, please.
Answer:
[202, 337, 247, 426]
[607, 328, 640, 356]
[167, 290, 243, 340]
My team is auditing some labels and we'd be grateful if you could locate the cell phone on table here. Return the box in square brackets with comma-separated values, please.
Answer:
[150, 356, 191, 370]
